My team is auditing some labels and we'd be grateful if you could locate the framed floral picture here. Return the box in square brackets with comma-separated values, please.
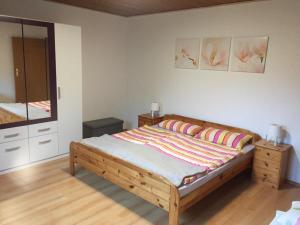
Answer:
[230, 36, 269, 73]
[200, 37, 231, 71]
[175, 38, 200, 69]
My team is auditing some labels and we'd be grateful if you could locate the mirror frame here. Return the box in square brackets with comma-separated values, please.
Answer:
[0, 15, 57, 129]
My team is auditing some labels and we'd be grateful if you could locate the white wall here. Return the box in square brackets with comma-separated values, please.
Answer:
[126, 0, 300, 182]
[0, 0, 128, 121]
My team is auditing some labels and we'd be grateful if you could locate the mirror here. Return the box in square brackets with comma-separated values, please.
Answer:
[22, 24, 51, 120]
[0, 16, 57, 128]
[0, 20, 27, 125]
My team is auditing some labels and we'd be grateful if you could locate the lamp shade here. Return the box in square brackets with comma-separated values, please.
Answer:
[151, 102, 159, 111]
[267, 124, 281, 142]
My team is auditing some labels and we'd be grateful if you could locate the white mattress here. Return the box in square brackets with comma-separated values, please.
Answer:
[178, 144, 255, 197]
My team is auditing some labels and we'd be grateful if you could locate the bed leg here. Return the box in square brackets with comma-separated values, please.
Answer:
[69, 143, 75, 176]
[169, 187, 180, 225]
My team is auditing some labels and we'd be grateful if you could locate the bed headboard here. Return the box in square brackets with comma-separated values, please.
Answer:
[163, 114, 261, 144]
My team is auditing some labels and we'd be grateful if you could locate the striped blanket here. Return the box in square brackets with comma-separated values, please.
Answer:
[113, 126, 240, 172]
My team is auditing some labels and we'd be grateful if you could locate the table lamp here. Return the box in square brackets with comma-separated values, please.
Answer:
[151, 103, 159, 118]
[267, 124, 281, 146]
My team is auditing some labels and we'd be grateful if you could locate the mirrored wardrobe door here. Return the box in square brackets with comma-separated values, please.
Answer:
[0, 20, 28, 125]
[22, 24, 51, 121]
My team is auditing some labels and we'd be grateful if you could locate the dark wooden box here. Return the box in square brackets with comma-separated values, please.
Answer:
[83, 117, 124, 138]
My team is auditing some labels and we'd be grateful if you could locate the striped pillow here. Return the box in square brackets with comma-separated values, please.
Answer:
[158, 120, 203, 136]
[194, 127, 253, 150]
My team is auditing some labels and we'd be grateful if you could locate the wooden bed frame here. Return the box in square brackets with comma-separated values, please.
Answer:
[70, 114, 260, 225]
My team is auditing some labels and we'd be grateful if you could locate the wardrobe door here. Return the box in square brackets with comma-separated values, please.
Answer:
[55, 24, 82, 154]
[22, 24, 54, 122]
[0, 20, 27, 125]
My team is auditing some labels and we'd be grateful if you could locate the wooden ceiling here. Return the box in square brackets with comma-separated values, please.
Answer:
[47, 0, 260, 17]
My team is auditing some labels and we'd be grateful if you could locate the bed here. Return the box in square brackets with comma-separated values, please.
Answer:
[70, 114, 260, 225]
[0, 101, 51, 124]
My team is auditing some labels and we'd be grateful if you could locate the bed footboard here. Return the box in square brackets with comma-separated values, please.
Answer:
[70, 142, 252, 225]
[70, 142, 180, 225]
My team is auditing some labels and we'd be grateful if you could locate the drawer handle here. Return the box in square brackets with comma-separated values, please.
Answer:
[5, 146, 21, 152]
[39, 139, 52, 145]
[38, 128, 51, 132]
[4, 133, 19, 139]
[264, 162, 268, 167]
[266, 152, 270, 156]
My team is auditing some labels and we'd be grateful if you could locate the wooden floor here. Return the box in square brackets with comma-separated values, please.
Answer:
[0, 158, 299, 225]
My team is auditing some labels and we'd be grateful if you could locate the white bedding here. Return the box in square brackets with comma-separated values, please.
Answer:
[81, 134, 207, 187]
[81, 132, 254, 196]
[0, 103, 50, 120]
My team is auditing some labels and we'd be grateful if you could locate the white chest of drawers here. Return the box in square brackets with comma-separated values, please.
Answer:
[0, 121, 59, 172]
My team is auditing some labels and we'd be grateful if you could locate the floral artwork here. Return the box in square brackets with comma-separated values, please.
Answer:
[175, 38, 200, 69]
[200, 37, 231, 71]
[230, 36, 269, 73]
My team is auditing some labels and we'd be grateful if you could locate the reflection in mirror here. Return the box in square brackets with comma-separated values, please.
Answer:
[0, 21, 27, 125]
[23, 24, 51, 120]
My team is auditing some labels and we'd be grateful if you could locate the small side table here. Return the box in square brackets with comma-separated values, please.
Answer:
[138, 113, 164, 127]
[252, 139, 291, 189]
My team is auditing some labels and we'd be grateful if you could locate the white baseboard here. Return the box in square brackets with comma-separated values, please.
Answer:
[0, 153, 69, 175]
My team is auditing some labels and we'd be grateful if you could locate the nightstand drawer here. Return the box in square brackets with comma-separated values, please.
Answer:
[253, 158, 280, 172]
[253, 166, 280, 184]
[138, 119, 151, 127]
[138, 121, 145, 127]
[254, 147, 281, 162]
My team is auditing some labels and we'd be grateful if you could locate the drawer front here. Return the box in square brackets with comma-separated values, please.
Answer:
[29, 133, 58, 162]
[0, 126, 28, 143]
[153, 117, 163, 125]
[138, 119, 152, 127]
[252, 166, 280, 185]
[28, 121, 58, 138]
[254, 147, 281, 162]
[138, 120, 146, 127]
[0, 139, 29, 171]
[253, 158, 280, 173]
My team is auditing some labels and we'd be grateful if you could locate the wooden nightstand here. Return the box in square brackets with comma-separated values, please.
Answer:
[252, 139, 291, 189]
[138, 113, 164, 127]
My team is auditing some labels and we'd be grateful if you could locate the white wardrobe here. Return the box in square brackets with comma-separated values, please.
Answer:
[55, 23, 82, 155]
[0, 23, 82, 173]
